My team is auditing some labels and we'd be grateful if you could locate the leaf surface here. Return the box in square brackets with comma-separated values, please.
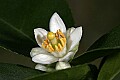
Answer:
[0, 0, 74, 57]
[26, 64, 91, 80]
[97, 52, 120, 80]
[71, 26, 120, 65]
[0, 63, 43, 80]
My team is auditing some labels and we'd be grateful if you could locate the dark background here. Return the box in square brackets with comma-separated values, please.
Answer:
[67, 0, 120, 53]
[0, 0, 120, 68]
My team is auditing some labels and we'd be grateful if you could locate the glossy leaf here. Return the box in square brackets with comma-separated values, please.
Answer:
[26, 64, 91, 80]
[97, 52, 120, 80]
[88, 64, 98, 80]
[0, 63, 44, 80]
[0, 0, 74, 57]
[113, 72, 120, 80]
[0, 46, 95, 80]
[71, 26, 120, 65]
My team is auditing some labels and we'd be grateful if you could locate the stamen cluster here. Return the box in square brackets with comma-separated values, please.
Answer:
[42, 29, 66, 52]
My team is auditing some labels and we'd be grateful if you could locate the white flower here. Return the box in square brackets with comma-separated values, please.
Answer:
[30, 12, 82, 72]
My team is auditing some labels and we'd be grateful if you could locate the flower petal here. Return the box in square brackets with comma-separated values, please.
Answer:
[66, 27, 75, 38]
[67, 27, 82, 51]
[49, 12, 66, 33]
[34, 28, 48, 47]
[35, 64, 55, 72]
[59, 52, 75, 62]
[35, 64, 47, 71]
[30, 47, 48, 57]
[56, 62, 71, 70]
[66, 27, 75, 40]
[32, 52, 58, 64]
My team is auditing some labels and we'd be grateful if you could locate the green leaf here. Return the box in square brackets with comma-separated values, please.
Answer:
[113, 72, 120, 80]
[0, 63, 44, 80]
[26, 64, 91, 80]
[71, 26, 120, 65]
[88, 64, 98, 80]
[0, 0, 74, 57]
[97, 52, 120, 80]
[79, 64, 98, 80]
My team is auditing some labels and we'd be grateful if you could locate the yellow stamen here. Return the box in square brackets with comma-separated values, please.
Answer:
[55, 45, 60, 52]
[42, 43, 46, 48]
[59, 38, 66, 47]
[43, 40, 48, 45]
[42, 29, 66, 52]
[48, 43, 54, 51]
[55, 33, 59, 39]
[57, 29, 65, 38]
[58, 43, 63, 50]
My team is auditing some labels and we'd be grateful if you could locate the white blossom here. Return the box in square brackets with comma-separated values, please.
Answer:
[30, 12, 82, 72]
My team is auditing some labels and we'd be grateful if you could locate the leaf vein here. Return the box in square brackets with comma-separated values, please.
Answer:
[0, 18, 35, 43]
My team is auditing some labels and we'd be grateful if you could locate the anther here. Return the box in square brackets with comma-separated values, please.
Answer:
[48, 43, 54, 52]
[55, 45, 60, 52]
[57, 29, 65, 38]
[58, 43, 63, 50]
[59, 38, 65, 47]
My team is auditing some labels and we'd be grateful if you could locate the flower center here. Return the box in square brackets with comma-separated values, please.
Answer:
[42, 29, 66, 52]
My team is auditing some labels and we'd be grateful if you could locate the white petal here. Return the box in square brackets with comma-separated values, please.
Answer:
[35, 64, 47, 71]
[35, 64, 55, 72]
[66, 27, 75, 38]
[30, 47, 48, 57]
[51, 46, 66, 58]
[66, 27, 75, 46]
[34, 28, 48, 47]
[32, 52, 58, 64]
[49, 12, 66, 33]
[56, 62, 71, 70]
[59, 52, 75, 62]
[67, 27, 82, 51]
